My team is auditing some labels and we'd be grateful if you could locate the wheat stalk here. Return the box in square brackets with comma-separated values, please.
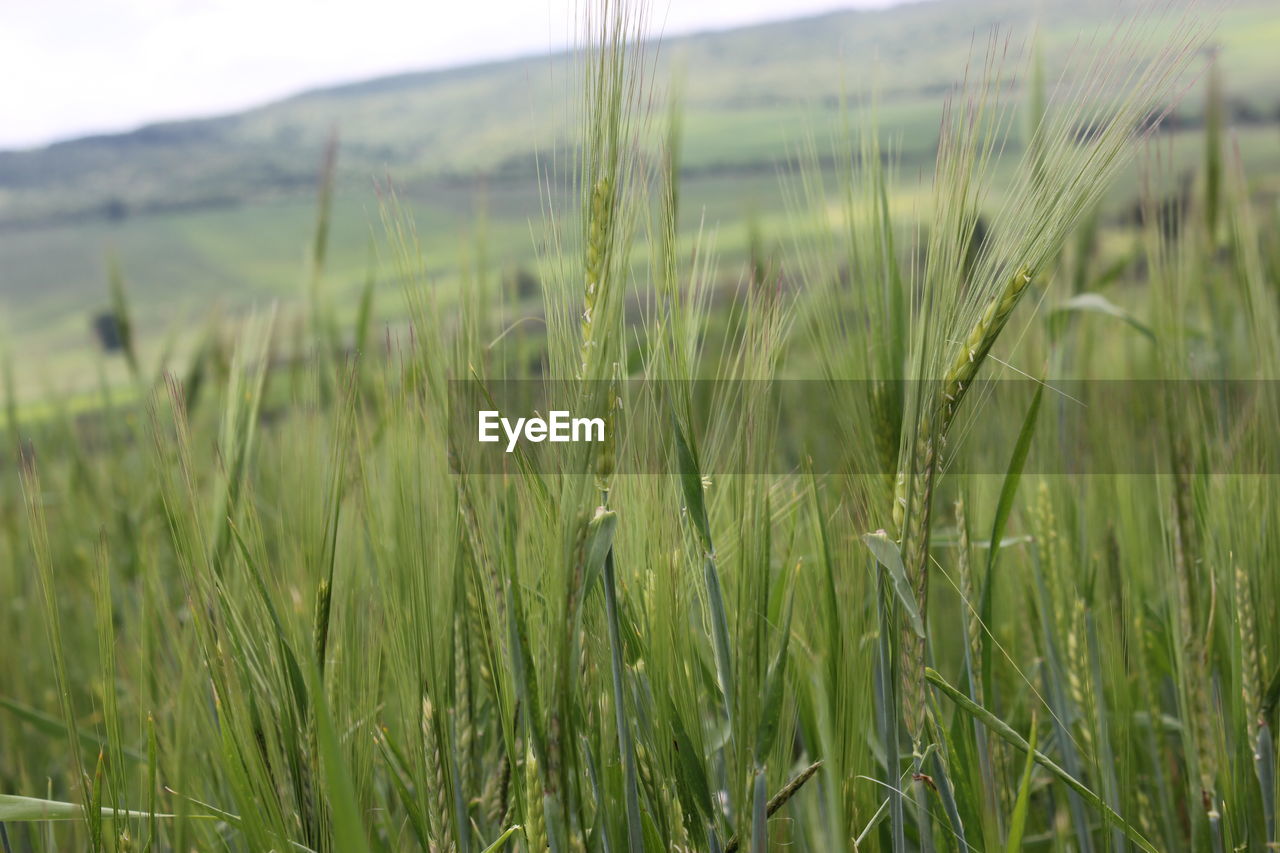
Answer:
[895, 266, 1034, 741]
[523, 748, 547, 852]
[955, 498, 982, 704]
[1236, 560, 1262, 747]
[422, 698, 451, 842]
[580, 176, 615, 380]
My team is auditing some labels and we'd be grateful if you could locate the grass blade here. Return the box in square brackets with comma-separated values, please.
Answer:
[672, 414, 735, 724]
[603, 549, 644, 853]
[749, 769, 767, 853]
[308, 663, 372, 853]
[0, 794, 192, 822]
[863, 531, 924, 639]
[926, 667, 1158, 853]
[1005, 714, 1037, 852]
[980, 381, 1043, 695]
[481, 824, 523, 853]
[0, 697, 144, 764]
[1051, 292, 1155, 343]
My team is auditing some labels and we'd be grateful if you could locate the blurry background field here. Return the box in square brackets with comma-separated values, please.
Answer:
[3, 0, 1279, 401]
[4, 1, 1280, 851]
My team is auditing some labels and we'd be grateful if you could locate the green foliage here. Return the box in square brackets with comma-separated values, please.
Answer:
[3, 2, 1280, 852]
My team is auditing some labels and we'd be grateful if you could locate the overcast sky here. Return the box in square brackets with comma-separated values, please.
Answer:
[0, 0, 913, 150]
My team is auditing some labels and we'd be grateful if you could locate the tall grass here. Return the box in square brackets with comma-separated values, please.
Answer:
[3, 2, 1278, 852]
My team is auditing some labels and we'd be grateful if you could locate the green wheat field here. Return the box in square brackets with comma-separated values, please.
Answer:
[3, 0, 1280, 850]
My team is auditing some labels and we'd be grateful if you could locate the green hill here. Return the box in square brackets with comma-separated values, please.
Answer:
[2, 0, 1277, 396]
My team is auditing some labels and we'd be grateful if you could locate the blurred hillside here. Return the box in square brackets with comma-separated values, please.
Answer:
[2, 0, 1277, 394]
